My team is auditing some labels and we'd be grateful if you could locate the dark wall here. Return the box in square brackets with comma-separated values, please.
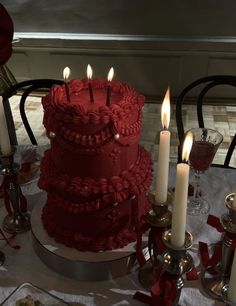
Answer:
[2, 0, 236, 37]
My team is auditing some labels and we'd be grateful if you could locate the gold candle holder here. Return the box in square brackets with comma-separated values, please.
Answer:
[161, 229, 194, 306]
[222, 284, 236, 306]
[0, 150, 30, 234]
[138, 190, 172, 290]
[201, 193, 236, 301]
[146, 190, 173, 227]
[162, 229, 193, 276]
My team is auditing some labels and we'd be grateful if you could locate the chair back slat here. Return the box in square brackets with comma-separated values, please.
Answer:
[176, 75, 236, 167]
[2, 79, 63, 145]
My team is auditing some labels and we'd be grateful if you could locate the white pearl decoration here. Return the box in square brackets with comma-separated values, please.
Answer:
[49, 131, 56, 138]
[114, 133, 120, 140]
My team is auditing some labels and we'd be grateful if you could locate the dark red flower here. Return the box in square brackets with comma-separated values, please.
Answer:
[0, 3, 14, 65]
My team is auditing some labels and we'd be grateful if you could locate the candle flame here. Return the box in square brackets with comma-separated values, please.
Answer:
[161, 87, 170, 129]
[107, 67, 114, 82]
[63, 67, 70, 81]
[87, 64, 93, 80]
[182, 132, 193, 162]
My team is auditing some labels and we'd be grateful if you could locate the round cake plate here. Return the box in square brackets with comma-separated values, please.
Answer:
[31, 203, 149, 281]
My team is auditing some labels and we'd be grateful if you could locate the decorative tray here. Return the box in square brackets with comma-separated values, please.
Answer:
[0, 282, 70, 305]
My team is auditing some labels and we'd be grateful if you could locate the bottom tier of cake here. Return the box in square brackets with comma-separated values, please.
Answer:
[32, 203, 149, 281]
[42, 193, 150, 252]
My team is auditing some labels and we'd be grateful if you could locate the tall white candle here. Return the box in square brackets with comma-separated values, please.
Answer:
[171, 132, 193, 247]
[155, 87, 171, 204]
[228, 250, 236, 302]
[0, 97, 11, 156]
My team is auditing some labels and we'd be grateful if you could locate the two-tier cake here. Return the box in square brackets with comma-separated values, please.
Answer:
[38, 78, 152, 252]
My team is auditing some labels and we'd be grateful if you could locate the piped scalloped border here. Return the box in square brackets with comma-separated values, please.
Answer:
[42, 79, 145, 126]
[38, 146, 153, 211]
[42, 196, 150, 252]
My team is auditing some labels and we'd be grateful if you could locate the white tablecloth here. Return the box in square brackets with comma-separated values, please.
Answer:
[0, 164, 235, 306]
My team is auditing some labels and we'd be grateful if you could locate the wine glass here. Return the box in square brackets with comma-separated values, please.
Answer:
[187, 128, 223, 215]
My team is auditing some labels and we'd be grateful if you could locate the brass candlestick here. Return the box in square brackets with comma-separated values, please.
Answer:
[201, 193, 236, 301]
[161, 229, 194, 306]
[146, 191, 172, 228]
[138, 191, 172, 290]
[162, 229, 193, 276]
[0, 151, 30, 234]
[222, 284, 236, 306]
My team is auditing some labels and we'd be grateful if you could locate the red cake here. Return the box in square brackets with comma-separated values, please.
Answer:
[38, 78, 152, 252]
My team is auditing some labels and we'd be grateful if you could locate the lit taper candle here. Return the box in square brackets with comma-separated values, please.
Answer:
[155, 87, 171, 204]
[87, 64, 94, 103]
[63, 67, 71, 102]
[106, 67, 114, 106]
[171, 132, 193, 247]
[0, 97, 11, 156]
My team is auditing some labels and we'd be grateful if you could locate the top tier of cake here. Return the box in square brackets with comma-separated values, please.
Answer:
[43, 79, 144, 139]
[42, 79, 145, 179]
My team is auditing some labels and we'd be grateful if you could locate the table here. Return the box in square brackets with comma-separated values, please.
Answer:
[0, 164, 235, 306]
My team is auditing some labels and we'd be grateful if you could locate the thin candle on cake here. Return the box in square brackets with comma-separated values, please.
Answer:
[63, 67, 71, 102]
[171, 132, 193, 247]
[0, 97, 11, 156]
[87, 64, 94, 103]
[106, 67, 114, 106]
[155, 87, 171, 204]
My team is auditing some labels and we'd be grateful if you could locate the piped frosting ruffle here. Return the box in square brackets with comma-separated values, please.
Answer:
[38, 145, 153, 212]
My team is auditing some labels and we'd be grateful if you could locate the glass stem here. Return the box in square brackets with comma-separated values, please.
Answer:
[193, 171, 202, 205]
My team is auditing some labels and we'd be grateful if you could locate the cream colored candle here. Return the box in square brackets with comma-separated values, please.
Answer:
[228, 250, 236, 302]
[0, 97, 11, 156]
[155, 87, 171, 204]
[171, 133, 193, 247]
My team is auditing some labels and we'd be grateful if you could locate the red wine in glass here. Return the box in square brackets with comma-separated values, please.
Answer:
[186, 128, 223, 216]
[189, 141, 217, 172]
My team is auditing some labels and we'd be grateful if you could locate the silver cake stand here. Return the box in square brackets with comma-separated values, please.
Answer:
[31, 203, 148, 281]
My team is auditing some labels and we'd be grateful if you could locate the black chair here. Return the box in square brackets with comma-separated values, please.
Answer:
[176, 75, 236, 168]
[2, 79, 64, 146]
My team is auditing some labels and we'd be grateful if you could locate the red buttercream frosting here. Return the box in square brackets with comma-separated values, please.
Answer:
[39, 79, 153, 251]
